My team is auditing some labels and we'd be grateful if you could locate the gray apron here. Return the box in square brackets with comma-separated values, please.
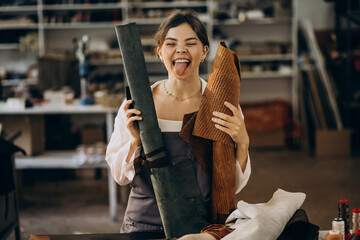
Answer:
[120, 132, 211, 233]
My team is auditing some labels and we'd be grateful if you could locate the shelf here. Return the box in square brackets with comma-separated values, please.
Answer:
[1, 78, 38, 87]
[238, 54, 293, 62]
[0, 23, 38, 29]
[128, 14, 209, 25]
[42, 22, 122, 29]
[90, 55, 159, 65]
[241, 71, 293, 79]
[0, 43, 20, 50]
[141, 38, 155, 46]
[15, 150, 107, 169]
[126, 17, 166, 25]
[128, 1, 207, 8]
[42, 3, 124, 11]
[0, 5, 37, 12]
[213, 18, 291, 26]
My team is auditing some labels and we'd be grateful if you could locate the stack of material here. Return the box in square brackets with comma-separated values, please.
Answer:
[241, 99, 293, 149]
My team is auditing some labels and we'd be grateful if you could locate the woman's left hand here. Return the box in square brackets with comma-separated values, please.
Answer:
[212, 101, 249, 147]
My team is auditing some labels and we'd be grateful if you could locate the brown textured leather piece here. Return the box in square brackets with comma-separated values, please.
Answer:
[29, 235, 51, 240]
[200, 224, 233, 240]
[193, 41, 241, 146]
[180, 111, 213, 176]
[180, 42, 241, 224]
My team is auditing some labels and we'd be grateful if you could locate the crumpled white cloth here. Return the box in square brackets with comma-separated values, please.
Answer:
[223, 188, 306, 240]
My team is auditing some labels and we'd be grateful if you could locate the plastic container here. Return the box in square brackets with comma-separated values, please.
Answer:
[353, 209, 360, 233]
[333, 218, 345, 240]
[326, 230, 343, 240]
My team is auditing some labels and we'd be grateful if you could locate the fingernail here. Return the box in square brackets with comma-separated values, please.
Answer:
[213, 111, 216, 115]
[211, 117, 215, 121]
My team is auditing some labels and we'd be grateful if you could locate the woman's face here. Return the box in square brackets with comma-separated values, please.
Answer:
[157, 23, 208, 80]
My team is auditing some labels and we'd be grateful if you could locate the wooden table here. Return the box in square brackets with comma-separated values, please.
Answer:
[30, 230, 329, 240]
[29, 232, 165, 240]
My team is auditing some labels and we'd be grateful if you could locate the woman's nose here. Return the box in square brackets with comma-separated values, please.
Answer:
[176, 47, 187, 53]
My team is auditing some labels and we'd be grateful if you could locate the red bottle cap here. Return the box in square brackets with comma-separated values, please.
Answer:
[345, 233, 352, 240]
[339, 199, 348, 203]
[353, 208, 360, 213]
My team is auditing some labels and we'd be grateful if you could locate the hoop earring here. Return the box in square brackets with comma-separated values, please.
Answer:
[201, 59, 205, 63]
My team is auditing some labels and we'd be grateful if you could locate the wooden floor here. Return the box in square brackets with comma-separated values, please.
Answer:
[6, 150, 360, 240]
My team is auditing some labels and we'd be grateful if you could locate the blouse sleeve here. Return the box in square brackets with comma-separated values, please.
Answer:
[235, 154, 251, 194]
[105, 100, 141, 186]
[234, 105, 251, 194]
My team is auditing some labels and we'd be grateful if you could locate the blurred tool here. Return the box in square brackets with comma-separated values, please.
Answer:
[76, 35, 94, 105]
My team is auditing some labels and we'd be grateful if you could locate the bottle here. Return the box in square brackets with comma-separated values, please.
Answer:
[333, 218, 345, 240]
[326, 230, 343, 240]
[353, 209, 360, 234]
[339, 199, 351, 240]
[350, 230, 360, 240]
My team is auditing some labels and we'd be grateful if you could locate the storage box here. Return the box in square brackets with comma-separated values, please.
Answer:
[315, 129, 351, 157]
[248, 128, 286, 148]
[81, 126, 104, 145]
[0, 116, 45, 156]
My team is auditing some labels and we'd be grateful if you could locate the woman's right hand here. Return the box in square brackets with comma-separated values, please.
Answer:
[123, 99, 142, 147]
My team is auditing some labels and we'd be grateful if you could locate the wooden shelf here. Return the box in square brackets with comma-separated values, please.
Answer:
[238, 54, 293, 62]
[0, 23, 38, 29]
[213, 18, 291, 26]
[15, 150, 107, 169]
[1, 78, 38, 87]
[0, 43, 20, 50]
[128, 14, 208, 25]
[90, 55, 160, 65]
[242, 71, 293, 79]
[42, 3, 124, 11]
[0, 5, 37, 12]
[128, 1, 207, 8]
[42, 22, 122, 29]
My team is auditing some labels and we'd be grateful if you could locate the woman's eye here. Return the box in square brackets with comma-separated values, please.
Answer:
[187, 42, 197, 46]
[166, 43, 175, 46]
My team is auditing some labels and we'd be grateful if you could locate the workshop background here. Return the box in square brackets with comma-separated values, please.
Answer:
[0, 0, 359, 239]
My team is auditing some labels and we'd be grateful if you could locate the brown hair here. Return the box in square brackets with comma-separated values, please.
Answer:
[154, 9, 209, 56]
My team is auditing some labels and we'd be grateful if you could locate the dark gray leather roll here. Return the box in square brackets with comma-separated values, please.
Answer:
[115, 23, 165, 162]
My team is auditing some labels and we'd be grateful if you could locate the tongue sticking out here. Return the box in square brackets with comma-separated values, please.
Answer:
[174, 62, 188, 76]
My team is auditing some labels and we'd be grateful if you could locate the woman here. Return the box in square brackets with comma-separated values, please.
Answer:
[106, 9, 251, 237]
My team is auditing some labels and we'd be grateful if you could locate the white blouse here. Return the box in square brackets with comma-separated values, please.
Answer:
[105, 78, 251, 194]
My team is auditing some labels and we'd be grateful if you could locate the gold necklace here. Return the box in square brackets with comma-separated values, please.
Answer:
[163, 79, 201, 101]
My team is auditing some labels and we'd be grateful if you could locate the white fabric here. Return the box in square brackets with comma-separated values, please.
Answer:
[223, 189, 306, 240]
[105, 78, 251, 194]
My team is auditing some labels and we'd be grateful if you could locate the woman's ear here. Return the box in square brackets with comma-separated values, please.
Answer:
[202, 46, 209, 58]
[157, 47, 163, 61]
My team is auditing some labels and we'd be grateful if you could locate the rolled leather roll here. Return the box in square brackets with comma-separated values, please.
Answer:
[115, 23, 209, 239]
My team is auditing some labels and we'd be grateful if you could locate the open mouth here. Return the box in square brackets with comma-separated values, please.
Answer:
[173, 59, 190, 76]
